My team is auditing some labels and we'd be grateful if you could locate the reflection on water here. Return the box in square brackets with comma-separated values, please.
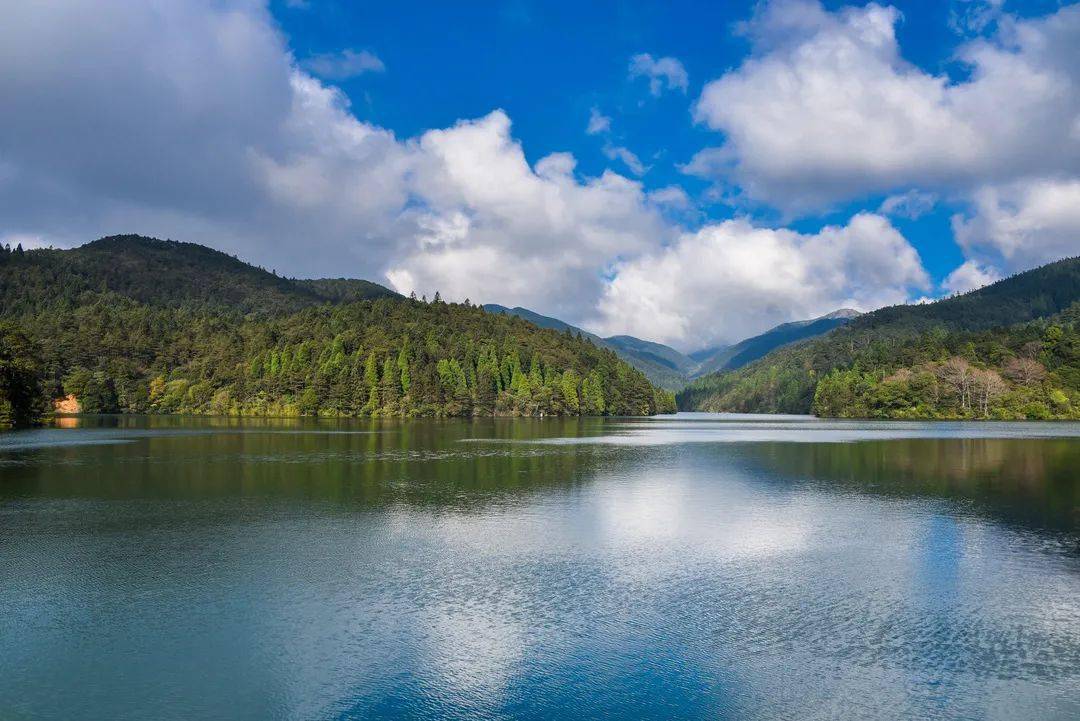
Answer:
[0, 413, 1078, 720]
[738, 438, 1080, 532]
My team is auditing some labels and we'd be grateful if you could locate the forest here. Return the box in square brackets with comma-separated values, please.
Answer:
[678, 257, 1080, 420]
[0, 238, 674, 427]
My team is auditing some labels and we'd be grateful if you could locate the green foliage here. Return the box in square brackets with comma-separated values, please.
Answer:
[0, 322, 47, 428]
[0, 234, 397, 317]
[0, 238, 676, 420]
[678, 257, 1080, 420]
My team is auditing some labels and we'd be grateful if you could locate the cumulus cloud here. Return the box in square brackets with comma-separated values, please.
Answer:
[628, 53, 689, 96]
[941, 259, 1001, 295]
[385, 112, 671, 319]
[301, 48, 385, 80]
[586, 107, 611, 135]
[952, 177, 1080, 271]
[592, 213, 929, 348]
[691, 0, 1080, 212]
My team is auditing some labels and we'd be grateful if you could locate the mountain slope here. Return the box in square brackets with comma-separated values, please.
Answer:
[692, 309, 860, 376]
[0, 235, 397, 317]
[604, 335, 698, 375]
[0, 238, 673, 425]
[483, 303, 858, 390]
[677, 257, 1080, 419]
[483, 304, 603, 342]
[483, 304, 694, 390]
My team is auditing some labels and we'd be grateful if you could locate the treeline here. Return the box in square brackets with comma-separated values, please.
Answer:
[0, 289, 674, 428]
[678, 257, 1080, 419]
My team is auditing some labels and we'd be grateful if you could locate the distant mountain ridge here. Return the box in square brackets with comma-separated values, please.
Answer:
[693, 309, 861, 377]
[483, 304, 859, 390]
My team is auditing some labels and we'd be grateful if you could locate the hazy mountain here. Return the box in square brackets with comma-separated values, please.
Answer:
[692, 309, 861, 376]
[483, 304, 857, 391]
[483, 304, 694, 390]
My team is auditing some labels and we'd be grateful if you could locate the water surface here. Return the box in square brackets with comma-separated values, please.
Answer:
[1, 414, 1078, 720]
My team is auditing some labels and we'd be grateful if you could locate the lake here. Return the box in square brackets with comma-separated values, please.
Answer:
[1, 413, 1078, 720]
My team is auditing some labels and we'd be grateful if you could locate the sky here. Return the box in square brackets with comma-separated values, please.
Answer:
[1, 0, 1078, 351]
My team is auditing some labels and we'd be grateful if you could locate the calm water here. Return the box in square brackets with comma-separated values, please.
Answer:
[1, 413, 1079, 720]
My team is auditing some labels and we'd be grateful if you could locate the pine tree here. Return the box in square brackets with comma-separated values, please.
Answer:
[397, 340, 411, 394]
[380, 356, 400, 408]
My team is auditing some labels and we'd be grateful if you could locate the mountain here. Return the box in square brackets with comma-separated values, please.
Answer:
[603, 335, 698, 376]
[484, 304, 858, 390]
[483, 304, 695, 390]
[0, 237, 674, 427]
[691, 309, 860, 377]
[0, 234, 398, 317]
[292, 278, 401, 304]
[483, 304, 603, 342]
[677, 257, 1080, 419]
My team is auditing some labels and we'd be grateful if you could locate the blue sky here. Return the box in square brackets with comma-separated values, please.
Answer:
[1, 0, 1078, 349]
[278, 0, 1064, 281]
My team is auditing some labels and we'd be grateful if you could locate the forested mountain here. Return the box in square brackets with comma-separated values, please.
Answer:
[0, 235, 398, 317]
[484, 304, 856, 390]
[678, 258, 1080, 420]
[603, 335, 698, 387]
[0, 237, 673, 428]
[691, 309, 860, 377]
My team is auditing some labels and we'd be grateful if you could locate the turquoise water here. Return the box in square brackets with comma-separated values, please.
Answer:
[1, 414, 1078, 720]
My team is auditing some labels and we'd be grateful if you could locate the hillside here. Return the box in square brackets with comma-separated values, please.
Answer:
[677, 258, 1080, 419]
[484, 304, 855, 390]
[692, 309, 860, 376]
[484, 304, 695, 390]
[0, 238, 673, 427]
[0, 235, 397, 317]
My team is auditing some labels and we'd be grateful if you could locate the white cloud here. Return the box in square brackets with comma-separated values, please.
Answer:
[952, 177, 1080, 271]
[942, 259, 1001, 294]
[0, 0, 936, 349]
[385, 111, 671, 319]
[0, 233, 57, 251]
[878, 190, 938, 219]
[647, 185, 691, 210]
[586, 107, 611, 135]
[301, 48, 385, 80]
[949, 0, 1006, 35]
[592, 213, 929, 348]
[602, 144, 647, 176]
[628, 53, 689, 96]
[691, 1, 1080, 212]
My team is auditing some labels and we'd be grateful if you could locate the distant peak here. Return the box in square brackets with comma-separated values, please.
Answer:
[818, 308, 861, 320]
